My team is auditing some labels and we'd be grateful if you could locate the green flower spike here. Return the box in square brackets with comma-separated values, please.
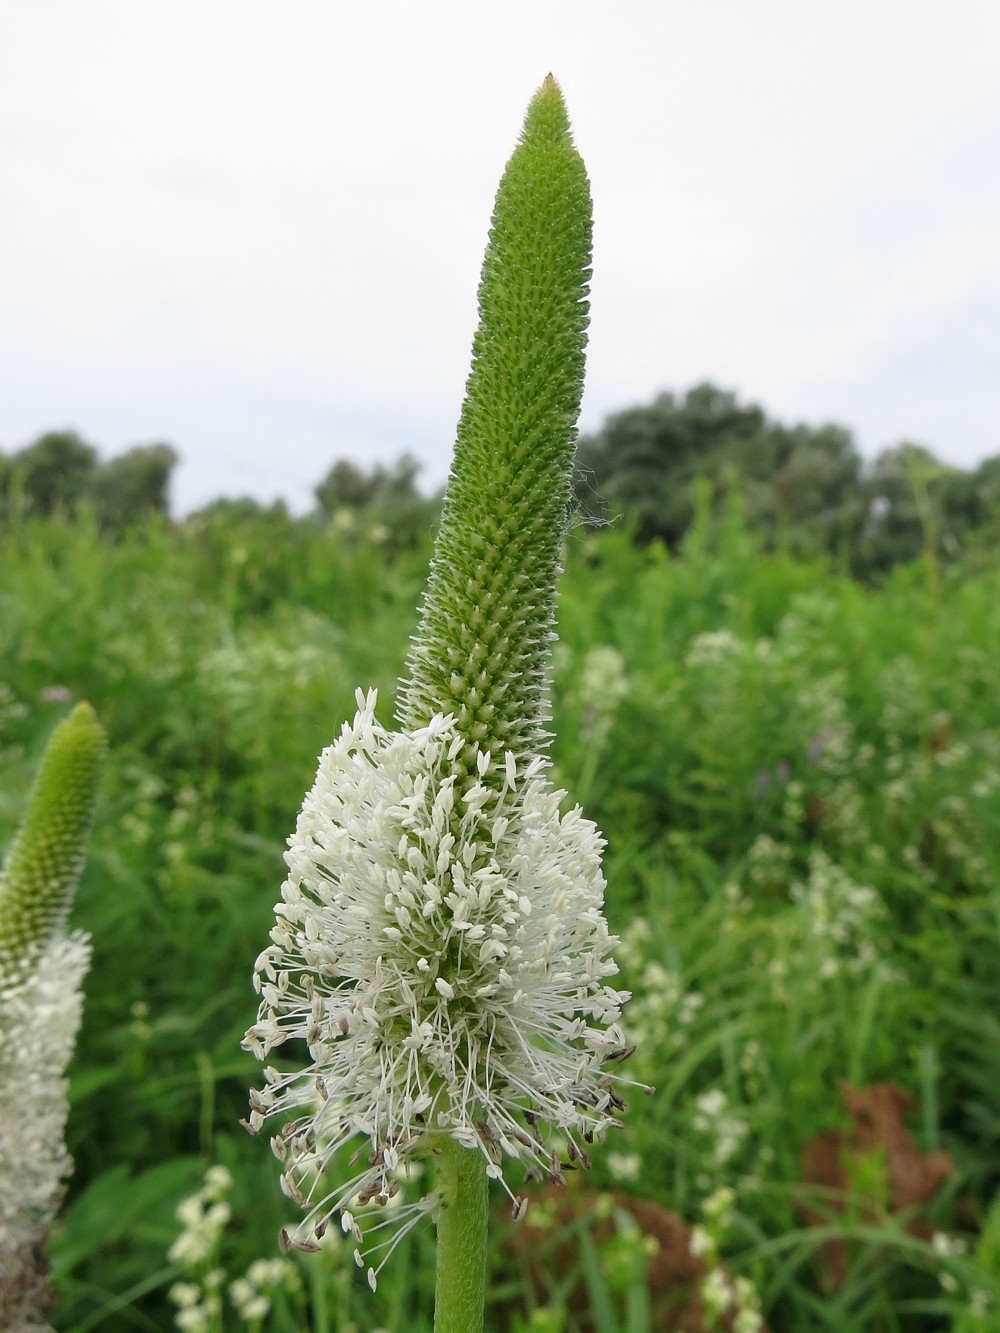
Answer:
[245, 78, 633, 1333]
[0, 701, 105, 983]
[0, 701, 106, 1329]
[399, 73, 592, 785]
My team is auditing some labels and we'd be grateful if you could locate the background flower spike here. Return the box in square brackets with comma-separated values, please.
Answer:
[0, 700, 106, 981]
[0, 700, 106, 1329]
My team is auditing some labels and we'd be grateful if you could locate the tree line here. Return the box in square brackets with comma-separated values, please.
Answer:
[0, 432, 177, 533]
[4, 385, 998, 579]
[573, 382, 1000, 579]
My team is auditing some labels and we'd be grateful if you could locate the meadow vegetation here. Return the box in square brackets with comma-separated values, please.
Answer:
[1, 496, 999, 1331]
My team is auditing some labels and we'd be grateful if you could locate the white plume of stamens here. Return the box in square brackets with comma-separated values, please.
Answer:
[244, 688, 630, 1280]
[0, 932, 91, 1327]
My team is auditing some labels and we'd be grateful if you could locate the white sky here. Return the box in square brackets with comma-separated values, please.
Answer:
[2, 2, 999, 513]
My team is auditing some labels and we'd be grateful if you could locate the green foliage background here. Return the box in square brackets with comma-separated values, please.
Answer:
[2, 501, 999, 1330]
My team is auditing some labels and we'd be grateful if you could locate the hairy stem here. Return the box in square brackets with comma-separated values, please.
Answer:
[433, 1138, 488, 1333]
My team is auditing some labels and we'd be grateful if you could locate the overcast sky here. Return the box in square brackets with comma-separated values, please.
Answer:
[2, 2, 999, 513]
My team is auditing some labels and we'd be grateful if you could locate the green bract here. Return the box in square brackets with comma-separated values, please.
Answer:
[398, 75, 593, 782]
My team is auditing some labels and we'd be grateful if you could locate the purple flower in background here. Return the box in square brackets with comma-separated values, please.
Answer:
[39, 686, 72, 704]
[807, 734, 828, 765]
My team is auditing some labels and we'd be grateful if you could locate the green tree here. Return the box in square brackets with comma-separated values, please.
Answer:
[314, 457, 381, 512]
[574, 382, 864, 558]
[575, 384, 764, 545]
[854, 442, 965, 580]
[5, 431, 98, 518]
[972, 455, 1000, 512]
[314, 452, 440, 548]
[90, 442, 178, 530]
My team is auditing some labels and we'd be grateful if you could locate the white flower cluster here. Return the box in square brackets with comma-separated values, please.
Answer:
[168, 1165, 233, 1269]
[691, 1089, 749, 1175]
[684, 628, 745, 669]
[575, 645, 628, 748]
[244, 690, 631, 1284]
[170, 1273, 223, 1333]
[606, 1151, 642, 1184]
[616, 922, 703, 1068]
[0, 932, 90, 1259]
[788, 850, 885, 980]
[689, 1187, 764, 1333]
[229, 1257, 300, 1323]
[168, 1166, 234, 1332]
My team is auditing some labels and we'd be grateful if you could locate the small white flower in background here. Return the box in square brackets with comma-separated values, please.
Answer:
[701, 1266, 734, 1315]
[690, 1093, 749, 1184]
[931, 1227, 969, 1296]
[169, 1282, 201, 1309]
[734, 1305, 765, 1333]
[620, 952, 704, 1063]
[684, 628, 745, 669]
[606, 1151, 642, 1184]
[168, 1175, 232, 1268]
[615, 916, 651, 971]
[969, 1288, 993, 1317]
[678, 991, 705, 1026]
[229, 1255, 300, 1323]
[244, 689, 631, 1284]
[702, 1185, 736, 1223]
[174, 1308, 211, 1333]
[575, 645, 628, 748]
[692, 1090, 724, 1128]
[689, 1224, 714, 1259]
[790, 850, 887, 979]
[168, 1164, 238, 1331]
[204, 1164, 233, 1195]
[692, 1186, 764, 1333]
[229, 1281, 269, 1322]
[931, 1229, 965, 1257]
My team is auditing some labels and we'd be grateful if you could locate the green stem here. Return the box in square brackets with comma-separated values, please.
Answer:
[433, 1138, 488, 1333]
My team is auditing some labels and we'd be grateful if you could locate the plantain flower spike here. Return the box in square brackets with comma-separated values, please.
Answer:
[244, 76, 635, 1291]
[0, 702, 106, 1330]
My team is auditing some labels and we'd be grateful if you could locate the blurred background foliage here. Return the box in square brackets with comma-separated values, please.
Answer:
[2, 386, 1000, 1329]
